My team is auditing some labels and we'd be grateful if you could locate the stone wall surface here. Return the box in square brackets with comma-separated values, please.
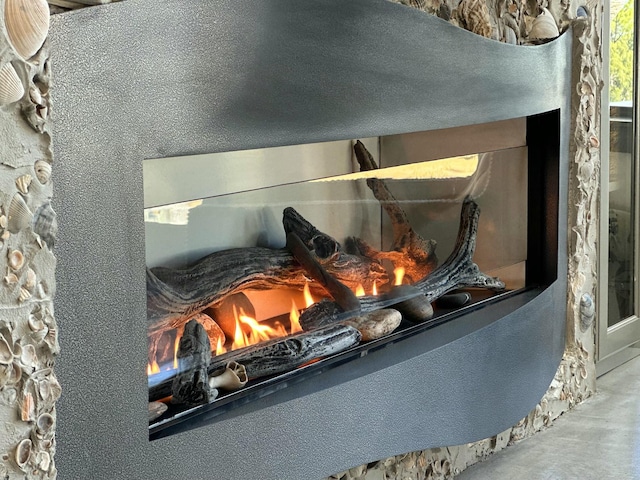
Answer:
[0, 0, 601, 478]
[0, 0, 58, 478]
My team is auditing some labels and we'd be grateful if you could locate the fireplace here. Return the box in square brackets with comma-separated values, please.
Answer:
[50, 0, 570, 478]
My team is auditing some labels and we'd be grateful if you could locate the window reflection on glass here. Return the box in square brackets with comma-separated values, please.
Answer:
[608, 0, 636, 325]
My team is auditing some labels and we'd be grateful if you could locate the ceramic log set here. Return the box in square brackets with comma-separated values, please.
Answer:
[0, 0, 58, 479]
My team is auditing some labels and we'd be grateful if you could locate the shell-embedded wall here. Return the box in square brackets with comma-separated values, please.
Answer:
[0, 0, 59, 478]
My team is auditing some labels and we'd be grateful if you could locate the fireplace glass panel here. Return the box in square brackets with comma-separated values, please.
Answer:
[145, 119, 534, 437]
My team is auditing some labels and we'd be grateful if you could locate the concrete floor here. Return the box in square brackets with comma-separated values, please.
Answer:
[457, 355, 640, 479]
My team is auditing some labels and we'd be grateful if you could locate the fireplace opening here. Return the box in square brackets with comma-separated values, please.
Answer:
[145, 111, 559, 439]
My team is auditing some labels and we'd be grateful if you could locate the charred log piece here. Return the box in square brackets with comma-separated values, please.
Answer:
[300, 197, 505, 330]
[147, 209, 388, 335]
[285, 231, 361, 314]
[171, 319, 218, 407]
[283, 206, 387, 290]
[149, 323, 361, 402]
[349, 140, 438, 283]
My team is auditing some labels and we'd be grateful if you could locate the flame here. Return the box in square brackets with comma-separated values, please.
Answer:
[172, 334, 180, 370]
[303, 283, 315, 307]
[355, 284, 365, 297]
[148, 360, 160, 375]
[216, 336, 226, 356]
[289, 301, 303, 334]
[394, 267, 405, 286]
[372, 280, 378, 296]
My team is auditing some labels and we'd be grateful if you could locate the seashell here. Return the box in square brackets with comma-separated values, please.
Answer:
[43, 326, 59, 354]
[35, 412, 54, 436]
[36, 451, 50, 472]
[0, 333, 13, 364]
[14, 438, 32, 470]
[6, 362, 21, 385]
[208, 361, 248, 391]
[1, 386, 17, 405]
[8, 248, 24, 271]
[24, 268, 36, 290]
[20, 391, 35, 422]
[33, 201, 57, 248]
[455, 0, 493, 39]
[4, 0, 50, 60]
[0, 62, 24, 105]
[4, 271, 18, 285]
[34, 160, 51, 184]
[19, 343, 37, 370]
[18, 287, 31, 303]
[579, 293, 595, 331]
[37, 375, 61, 407]
[528, 8, 559, 40]
[0, 215, 7, 229]
[15, 174, 32, 195]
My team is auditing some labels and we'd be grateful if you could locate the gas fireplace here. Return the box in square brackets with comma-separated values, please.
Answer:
[50, 0, 571, 478]
[146, 118, 537, 437]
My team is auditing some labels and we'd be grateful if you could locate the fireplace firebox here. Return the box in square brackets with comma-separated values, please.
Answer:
[50, 0, 570, 479]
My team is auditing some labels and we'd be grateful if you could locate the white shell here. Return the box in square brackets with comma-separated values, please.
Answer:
[0, 62, 24, 105]
[24, 268, 36, 290]
[15, 174, 32, 195]
[4, 0, 50, 60]
[14, 438, 32, 470]
[36, 412, 54, 436]
[8, 194, 33, 234]
[208, 361, 248, 391]
[34, 160, 51, 184]
[18, 287, 31, 303]
[19, 343, 37, 370]
[529, 8, 559, 40]
[0, 334, 13, 364]
[8, 249, 24, 271]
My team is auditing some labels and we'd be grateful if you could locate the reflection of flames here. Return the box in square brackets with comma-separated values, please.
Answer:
[394, 267, 405, 286]
[147, 334, 180, 376]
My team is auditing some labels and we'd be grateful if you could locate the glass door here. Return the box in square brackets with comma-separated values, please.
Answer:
[599, 0, 640, 370]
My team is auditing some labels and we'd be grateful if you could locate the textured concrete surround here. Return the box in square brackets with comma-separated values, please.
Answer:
[0, 0, 601, 479]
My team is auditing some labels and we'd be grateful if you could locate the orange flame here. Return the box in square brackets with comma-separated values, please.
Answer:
[290, 301, 303, 334]
[355, 284, 365, 297]
[372, 280, 378, 296]
[394, 267, 405, 286]
[148, 360, 160, 375]
[303, 283, 315, 308]
[172, 334, 180, 370]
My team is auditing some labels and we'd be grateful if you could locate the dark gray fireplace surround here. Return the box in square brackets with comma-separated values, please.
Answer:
[50, 1, 570, 479]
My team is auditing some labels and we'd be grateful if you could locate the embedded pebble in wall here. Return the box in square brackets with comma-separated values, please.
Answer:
[0, 63, 25, 105]
[4, 0, 50, 60]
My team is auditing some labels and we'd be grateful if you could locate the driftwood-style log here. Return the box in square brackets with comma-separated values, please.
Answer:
[171, 319, 217, 406]
[285, 231, 361, 314]
[147, 207, 388, 335]
[150, 323, 361, 402]
[348, 140, 438, 283]
[300, 197, 505, 330]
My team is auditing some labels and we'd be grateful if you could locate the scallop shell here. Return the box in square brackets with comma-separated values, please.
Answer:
[8, 249, 24, 271]
[0, 62, 24, 105]
[33, 201, 57, 248]
[18, 287, 31, 303]
[529, 8, 559, 40]
[14, 438, 32, 470]
[15, 174, 32, 195]
[7, 194, 33, 233]
[34, 160, 51, 184]
[4, 0, 50, 60]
